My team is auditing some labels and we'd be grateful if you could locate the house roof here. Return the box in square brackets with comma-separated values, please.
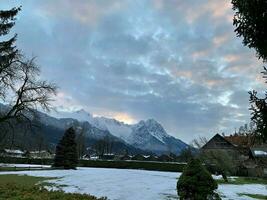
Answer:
[30, 150, 49, 154]
[202, 134, 236, 150]
[4, 149, 24, 154]
[250, 147, 267, 158]
[224, 135, 252, 147]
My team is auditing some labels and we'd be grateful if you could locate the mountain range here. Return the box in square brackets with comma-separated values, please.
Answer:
[45, 109, 189, 155]
[0, 103, 188, 155]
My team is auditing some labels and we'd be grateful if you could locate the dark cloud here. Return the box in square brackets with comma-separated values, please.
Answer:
[1, 0, 265, 142]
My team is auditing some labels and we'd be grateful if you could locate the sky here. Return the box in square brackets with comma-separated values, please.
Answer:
[1, 0, 265, 142]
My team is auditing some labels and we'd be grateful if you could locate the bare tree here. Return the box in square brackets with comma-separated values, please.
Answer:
[0, 59, 57, 143]
[76, 128, 87, 159]
[94, 136, 113, 156]
[191, 136, 208, 149]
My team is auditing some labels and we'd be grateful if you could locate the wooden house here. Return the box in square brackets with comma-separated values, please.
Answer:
[29, 150, 53, 159]
[243, 146, 267, 177]
[0, 149, 25, 158]
[202, 134, 267, 177]
[202, 134, 236, 150]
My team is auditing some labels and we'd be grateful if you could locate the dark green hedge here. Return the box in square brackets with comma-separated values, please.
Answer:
[79, 160, 186, 172]
[0, 157, 186, 172]
[0, 157, 53, 165]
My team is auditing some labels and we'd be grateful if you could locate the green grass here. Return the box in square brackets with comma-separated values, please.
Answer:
[239, 193, 267, 200]
[217, 177, 267, 185]
[0, 174, 106, 200]
[0, 174, 53, 187]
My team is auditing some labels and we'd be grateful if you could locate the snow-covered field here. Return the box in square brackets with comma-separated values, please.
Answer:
[0, 167, 266, 200]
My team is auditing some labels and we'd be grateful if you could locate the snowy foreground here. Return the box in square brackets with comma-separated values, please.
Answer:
[0, 167, 266, 200]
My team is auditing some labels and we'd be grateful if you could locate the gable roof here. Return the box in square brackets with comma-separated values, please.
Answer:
[3, 149, 24, 154]
[250, 146, 267, 158]
[202, 134, 236, 150]
[224, 135, 253, 147]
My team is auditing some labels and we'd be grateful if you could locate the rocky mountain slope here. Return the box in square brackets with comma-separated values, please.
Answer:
[52, 109, 188, 155]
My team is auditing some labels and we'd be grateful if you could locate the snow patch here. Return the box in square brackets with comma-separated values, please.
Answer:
[0, 168, 266, 200]
[254, 150, 267, 156]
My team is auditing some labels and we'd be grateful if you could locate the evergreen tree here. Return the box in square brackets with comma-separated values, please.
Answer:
[0, 7, 21, 103]
[232, 0, 267, 144]
[249, 90, 267, 143]
[54, 127, 78, 169]
[0, 7, 21, 67]
[232, 0, 267, 61]
[177, 159, 220, 200]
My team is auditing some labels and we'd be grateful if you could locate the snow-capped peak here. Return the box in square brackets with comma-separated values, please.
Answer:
[51, 108, 188, 154]
[135, 119, 169, 143]
[67, 109, 93, 122]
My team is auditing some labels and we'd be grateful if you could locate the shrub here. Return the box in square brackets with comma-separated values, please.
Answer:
[177, 158, 220, 200]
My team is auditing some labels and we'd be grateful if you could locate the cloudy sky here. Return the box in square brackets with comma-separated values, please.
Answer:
[1, 0, 265, 142]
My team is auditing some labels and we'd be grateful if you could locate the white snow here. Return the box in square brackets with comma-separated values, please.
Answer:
[144, 119, 169, 143]
[4, 149, 24, 154]
[94, 117, 132, 140]
[218, 184, 267, 200]
[60, 109, 94, 123]
[54, 109, 133, 140]
[0, 167, 266, 200]
[254, 150, 267, 156]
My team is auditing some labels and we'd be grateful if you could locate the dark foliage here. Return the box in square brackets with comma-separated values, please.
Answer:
[249, 90, 267, 143]
[232, 0, 267, 61]
[0, 7, 21, 64]
[177, 159, 220, 200]
[177, 147, 194, 162]
[54, 127, 78, 169]
[232, 0, 267, 144]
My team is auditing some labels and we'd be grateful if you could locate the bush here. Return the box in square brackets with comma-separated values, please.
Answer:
[201, 150, 237, 182]
[177, 159, 220, 200]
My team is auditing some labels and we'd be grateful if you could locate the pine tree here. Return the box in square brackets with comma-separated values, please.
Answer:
[0, 7, 21, 72]
[54, 127, 78, 169]
[177, 159, 220, 200]
[231, 0, 267, 144]
[232, 0, 267, 61]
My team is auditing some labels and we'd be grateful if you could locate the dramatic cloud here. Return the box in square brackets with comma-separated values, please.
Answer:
[1, 0, 265, 142]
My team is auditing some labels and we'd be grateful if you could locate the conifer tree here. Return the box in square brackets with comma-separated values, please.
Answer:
[232, 0, 267, 143]
[54, 127, 78, 169]
[0, 7, 21, 100]
[177, 159, 220, 200]
[0, 7, 21, 66]
[232, 0, 267, 61]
